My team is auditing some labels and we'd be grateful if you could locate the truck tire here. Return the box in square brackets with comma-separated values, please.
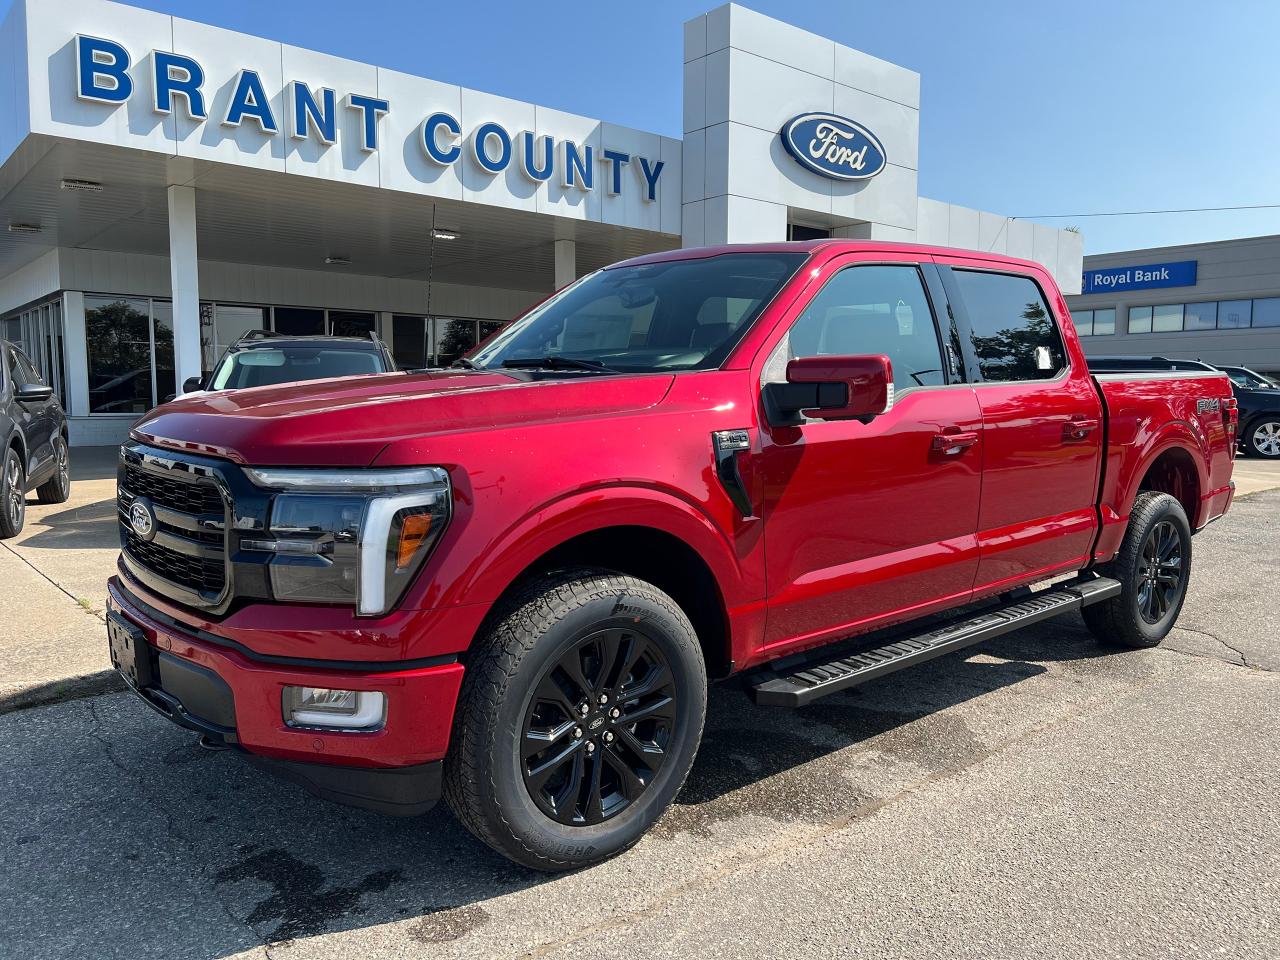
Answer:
[35, 436, 71, 504]
[1082, 491, 1192, 648]
[444, 567, 707, 871]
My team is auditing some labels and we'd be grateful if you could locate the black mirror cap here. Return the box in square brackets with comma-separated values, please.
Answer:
[14, 383, 53, 403]
[182, 375, 205, 393]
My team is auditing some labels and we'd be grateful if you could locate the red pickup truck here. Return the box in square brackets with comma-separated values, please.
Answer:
[107, 241, 1237, 870]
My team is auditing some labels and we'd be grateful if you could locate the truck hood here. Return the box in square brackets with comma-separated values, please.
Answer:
[132, 370, 675, 466]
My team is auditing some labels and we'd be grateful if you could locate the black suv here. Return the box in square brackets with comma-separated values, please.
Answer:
[1, 340, 71, 538]
[1087, 355, 1280, 459]
[180, 331, 397, 396]
[1213, 364, 1280, 459]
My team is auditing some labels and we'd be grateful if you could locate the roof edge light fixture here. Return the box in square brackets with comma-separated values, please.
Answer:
[324, 255, 351, 266]
[60, 178, 103, 192]
[8, 223, 42, 234]
[431, 229, 461, 241]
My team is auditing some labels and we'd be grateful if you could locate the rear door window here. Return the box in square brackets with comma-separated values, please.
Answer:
[952, 270, 1067, 382]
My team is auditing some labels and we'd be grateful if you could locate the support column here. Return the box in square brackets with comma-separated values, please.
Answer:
[554, 239, 576, 289]
[167, 184, 203, 391]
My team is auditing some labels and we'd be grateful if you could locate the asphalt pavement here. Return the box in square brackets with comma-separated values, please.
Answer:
[0, 467, 1277, 960]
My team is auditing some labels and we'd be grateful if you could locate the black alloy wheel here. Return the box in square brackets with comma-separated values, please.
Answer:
[522, 627, 676, 826]
[1135, 519, 1184, 624]
[36, 436, 71, 504]
[1, 448, 25, 538]
[1082, 490, 1192, 649]
[443, 568, 706, 871]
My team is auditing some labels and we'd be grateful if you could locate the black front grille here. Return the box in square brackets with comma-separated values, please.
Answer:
[119, 451, 229, 603]
[125, 533, 226, 594]
[123, 465, 223, 516]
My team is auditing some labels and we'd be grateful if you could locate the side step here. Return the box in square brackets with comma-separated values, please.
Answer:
[750, 576, 1121, 707]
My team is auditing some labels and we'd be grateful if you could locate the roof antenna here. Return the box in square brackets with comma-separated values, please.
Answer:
[425, 203, 438, 351]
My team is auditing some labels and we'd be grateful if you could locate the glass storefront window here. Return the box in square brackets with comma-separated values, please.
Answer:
[435, 318, 478, 368]
[1184, 302, 1217, 330]
[1092, 308, 1115, 335]
[214, 305, 268, 359]
[392, 315, 428, 368]
[1252, 297, 1280, 327]
[1152, 303, 1184, 332]
[477, 320, 505, 346]
[1127, 306, 1153, 334]
[329, 311, 376, 337]
[85, 296, 155, 414]
[273, 307, 325, 335]
[152, 300, 176, 401]
[1218, 300, 1251, 328]
[1072, 310, 1094, 336]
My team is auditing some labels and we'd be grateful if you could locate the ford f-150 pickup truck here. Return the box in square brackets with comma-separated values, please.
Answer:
[107, 241, 1237, 870]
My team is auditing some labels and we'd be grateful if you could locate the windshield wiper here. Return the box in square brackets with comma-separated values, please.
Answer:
[500, 355, 618, 373]
[449, 357, 481, 370]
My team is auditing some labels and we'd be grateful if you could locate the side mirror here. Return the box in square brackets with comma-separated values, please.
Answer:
[182, 375, 206, 394]
[762, 355, 893, 427]
[14, 382, 53, 403]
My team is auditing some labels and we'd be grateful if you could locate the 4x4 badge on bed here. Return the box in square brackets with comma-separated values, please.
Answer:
[1196, 398, 1221, 414]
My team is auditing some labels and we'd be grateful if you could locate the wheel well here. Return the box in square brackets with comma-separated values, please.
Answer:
[494, 525, 732, 679]
[1138, 447, 1199, 523]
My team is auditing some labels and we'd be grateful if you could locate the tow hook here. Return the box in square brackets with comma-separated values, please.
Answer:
[198, 734, 232, 752]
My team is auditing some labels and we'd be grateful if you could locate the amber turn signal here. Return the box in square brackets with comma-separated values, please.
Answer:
[396, 514, 434, 569]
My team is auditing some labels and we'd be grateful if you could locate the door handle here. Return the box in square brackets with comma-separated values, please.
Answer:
[1063, 417, 1100, 441]
[931, 430, 979, 454]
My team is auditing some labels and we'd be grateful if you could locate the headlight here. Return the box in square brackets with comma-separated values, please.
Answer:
[244, 466, 451, 617]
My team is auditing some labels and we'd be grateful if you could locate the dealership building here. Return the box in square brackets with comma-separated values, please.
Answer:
[1065, 235, 1280, 376]
[0, 0, 1083, 445]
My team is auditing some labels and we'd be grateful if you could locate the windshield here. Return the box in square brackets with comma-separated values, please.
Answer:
[209, 347, 386, 390]
[471, 253, 807, 373]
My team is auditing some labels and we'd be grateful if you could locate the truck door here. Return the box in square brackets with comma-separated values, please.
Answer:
[755, 255, 983, 652]
[938, 261, 1103, 592]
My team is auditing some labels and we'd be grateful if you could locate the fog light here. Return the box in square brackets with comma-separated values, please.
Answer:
[282, 686, 386, 730]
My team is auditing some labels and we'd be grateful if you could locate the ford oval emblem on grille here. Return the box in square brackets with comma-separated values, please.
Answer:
[780, 112, 887, 181]
[129, 500, 156, 541]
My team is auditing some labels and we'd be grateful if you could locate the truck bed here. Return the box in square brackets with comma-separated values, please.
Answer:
[1091, 370, 1236, 562]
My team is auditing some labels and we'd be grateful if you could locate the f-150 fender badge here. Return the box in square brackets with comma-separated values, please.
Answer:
[1196, 398, 1221, 414]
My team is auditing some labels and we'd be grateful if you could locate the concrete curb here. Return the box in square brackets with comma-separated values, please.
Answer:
[0, 670, 126, 716]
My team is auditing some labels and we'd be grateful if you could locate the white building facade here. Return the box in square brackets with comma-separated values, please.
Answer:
[0, 0, 1083, 445]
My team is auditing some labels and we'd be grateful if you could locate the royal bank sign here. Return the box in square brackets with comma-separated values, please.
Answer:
[72, 35, 666, 201]
[780, 113, 886, 182]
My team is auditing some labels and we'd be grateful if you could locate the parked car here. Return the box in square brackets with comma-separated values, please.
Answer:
[178, 331, 397, 397]
[1214, 365, 1280, 458]
[107, 242, 1236, 870]
[1, 339, 70, 538]
[1089, 356, 1280, 459]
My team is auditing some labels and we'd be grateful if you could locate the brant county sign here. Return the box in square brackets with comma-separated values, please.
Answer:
[780, 113, 887, 181]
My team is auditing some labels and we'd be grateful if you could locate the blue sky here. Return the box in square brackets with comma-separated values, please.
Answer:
[6, 0, 1279, 253]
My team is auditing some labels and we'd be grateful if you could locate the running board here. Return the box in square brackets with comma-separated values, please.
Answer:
[750, 577, 1121, 707]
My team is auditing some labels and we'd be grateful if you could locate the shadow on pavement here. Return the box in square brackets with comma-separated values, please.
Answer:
[12, 497, 119, 550]
[2, 615, 1125, 955]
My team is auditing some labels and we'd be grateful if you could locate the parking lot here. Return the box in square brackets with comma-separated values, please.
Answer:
[2, 453, 1278, 960]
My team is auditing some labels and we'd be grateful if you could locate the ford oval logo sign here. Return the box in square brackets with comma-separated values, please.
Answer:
[129, 500, 156, 541]
[780, 113, 887, 181]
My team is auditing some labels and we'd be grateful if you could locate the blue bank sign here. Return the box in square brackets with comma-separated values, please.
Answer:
[72, 35, 665, 201]
[1081, 260, 1198, 295]
[780, 113, 886, 182]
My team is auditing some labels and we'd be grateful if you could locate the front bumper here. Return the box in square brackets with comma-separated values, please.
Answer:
[107, 577, 465, 816]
